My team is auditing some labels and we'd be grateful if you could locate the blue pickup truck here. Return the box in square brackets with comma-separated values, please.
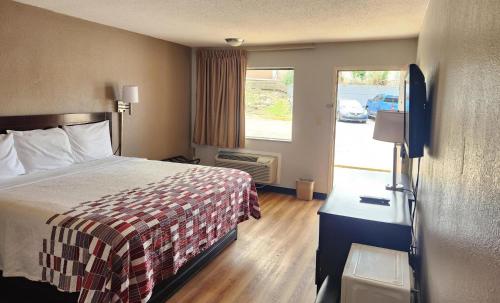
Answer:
[365, 94, 399, 118]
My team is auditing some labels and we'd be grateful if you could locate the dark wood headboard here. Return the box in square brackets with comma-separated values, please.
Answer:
[0, 112, 113, 141]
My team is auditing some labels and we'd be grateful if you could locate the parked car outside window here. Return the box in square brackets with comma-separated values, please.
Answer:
[337, 99, 368, 123]
[366, 94, 399, 118]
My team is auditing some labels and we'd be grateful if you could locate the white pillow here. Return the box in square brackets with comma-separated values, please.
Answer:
[8, 128, 74, 173]
[63, 121, 113, 163]
[0, 133, 26, 178]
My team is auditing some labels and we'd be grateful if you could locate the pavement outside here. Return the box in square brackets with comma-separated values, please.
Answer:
[334, 119, 393, 171]
[246, 117, 292, 141]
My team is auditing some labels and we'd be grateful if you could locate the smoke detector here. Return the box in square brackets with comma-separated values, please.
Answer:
[225, 38, 244, 47]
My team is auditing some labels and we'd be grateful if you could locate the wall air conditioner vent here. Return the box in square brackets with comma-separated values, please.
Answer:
[215, 151, 278, 184]
[217, 153, 259, 162]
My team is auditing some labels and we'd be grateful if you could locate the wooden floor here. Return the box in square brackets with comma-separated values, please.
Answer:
[167, 192, 324, 303]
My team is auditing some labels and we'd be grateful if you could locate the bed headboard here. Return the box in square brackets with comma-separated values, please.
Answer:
[0, 112, 114, 141]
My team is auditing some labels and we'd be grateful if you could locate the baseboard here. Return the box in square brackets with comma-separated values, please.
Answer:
[256, 184, 327, 200]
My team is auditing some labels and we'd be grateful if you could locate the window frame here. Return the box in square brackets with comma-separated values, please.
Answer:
[244, 67, 295, 142]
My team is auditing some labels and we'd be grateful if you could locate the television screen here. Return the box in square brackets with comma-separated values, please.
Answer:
[404, 64, 427, 158]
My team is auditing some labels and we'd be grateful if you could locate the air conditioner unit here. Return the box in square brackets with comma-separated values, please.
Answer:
[215, 151, 277, 184]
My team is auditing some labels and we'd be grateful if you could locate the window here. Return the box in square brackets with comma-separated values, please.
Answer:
[245, 69, 294, 141]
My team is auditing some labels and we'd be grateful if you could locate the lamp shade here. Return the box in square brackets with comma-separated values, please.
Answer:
[373, 110, 404, 143]
[122, 85, 139, 104]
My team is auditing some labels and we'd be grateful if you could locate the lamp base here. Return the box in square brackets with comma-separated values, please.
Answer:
[386, 184, 405, 192]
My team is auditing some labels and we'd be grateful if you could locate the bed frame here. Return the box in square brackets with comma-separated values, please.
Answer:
[0, 112, 238, 302]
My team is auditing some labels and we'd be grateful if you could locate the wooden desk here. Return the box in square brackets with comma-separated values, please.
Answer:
[315, 169, 412, 293]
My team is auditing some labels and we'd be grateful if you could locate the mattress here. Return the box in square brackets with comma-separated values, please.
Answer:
[0, 156, 260, 303]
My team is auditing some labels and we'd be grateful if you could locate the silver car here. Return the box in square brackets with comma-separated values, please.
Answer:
[337, 99, 368, 123]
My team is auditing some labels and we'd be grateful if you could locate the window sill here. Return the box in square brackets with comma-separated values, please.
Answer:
[246, 136, 292, 143]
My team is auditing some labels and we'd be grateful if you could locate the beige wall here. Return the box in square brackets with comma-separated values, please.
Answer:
[0, 1, 191, 160]
[194, 39, 417, 193]
[415, 0, 500, 302]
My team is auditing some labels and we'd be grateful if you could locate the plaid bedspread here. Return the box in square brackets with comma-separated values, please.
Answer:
[38, 167, 260, 303]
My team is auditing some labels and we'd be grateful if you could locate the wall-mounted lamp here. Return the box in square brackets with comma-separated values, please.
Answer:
[116, 85, 139, 155]
[117, 85, 139, 114]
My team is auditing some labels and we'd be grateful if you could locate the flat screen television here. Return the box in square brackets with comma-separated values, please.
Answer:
[404, 64, 428, 158]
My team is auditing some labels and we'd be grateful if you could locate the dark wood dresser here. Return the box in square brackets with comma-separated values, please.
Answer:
[315, 169, 412, 298]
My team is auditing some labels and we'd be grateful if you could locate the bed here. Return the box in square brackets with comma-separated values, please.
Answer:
[0, 113, 260, 303]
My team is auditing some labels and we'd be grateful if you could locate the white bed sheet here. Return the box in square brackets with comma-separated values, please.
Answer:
[0, 156, 127, 190]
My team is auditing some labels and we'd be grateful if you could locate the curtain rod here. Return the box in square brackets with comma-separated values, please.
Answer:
[244, 43, 316, 52]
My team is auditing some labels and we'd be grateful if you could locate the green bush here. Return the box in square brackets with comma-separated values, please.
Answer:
[281, 70, 294, 86]
[263, 99, 292, 121]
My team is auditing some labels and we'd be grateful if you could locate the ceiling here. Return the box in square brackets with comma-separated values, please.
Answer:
[15, 0, 429, 47]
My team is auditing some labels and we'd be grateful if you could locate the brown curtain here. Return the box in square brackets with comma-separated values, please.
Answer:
[193, 48, 247, 148]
